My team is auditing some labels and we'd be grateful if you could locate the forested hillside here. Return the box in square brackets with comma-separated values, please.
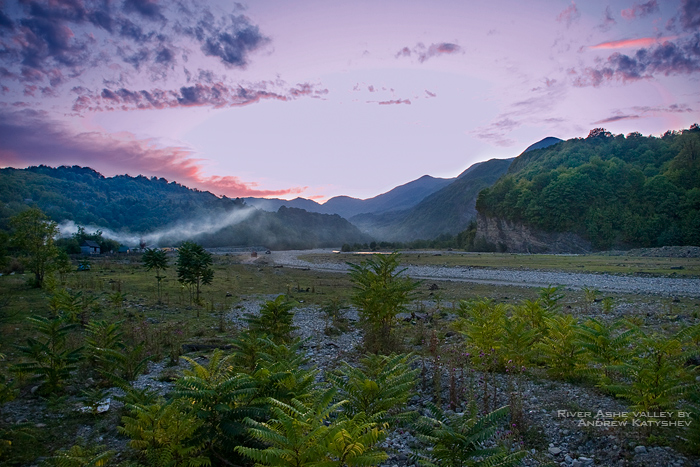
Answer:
[476, 126, 700, 250]
[0, 166, 370, 249]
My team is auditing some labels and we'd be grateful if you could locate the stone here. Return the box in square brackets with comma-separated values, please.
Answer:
[549, 447, 562, 455]
[634, 445, 647, 454]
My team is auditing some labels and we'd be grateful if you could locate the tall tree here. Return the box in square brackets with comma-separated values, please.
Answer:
[176, 241, 213, 305]
[142, 248, 169, 303]
[10, 207, 59, 288]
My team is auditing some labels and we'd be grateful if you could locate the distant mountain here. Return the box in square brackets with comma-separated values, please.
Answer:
[350, 158, 513, 241]
[0, 165, 370, 249]
[346, 136, 563, 242]
[245, 174, 453, 219]
[522, 136, 562, 153]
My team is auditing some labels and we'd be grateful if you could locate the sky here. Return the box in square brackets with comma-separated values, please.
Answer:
[0, 0, 698, 201]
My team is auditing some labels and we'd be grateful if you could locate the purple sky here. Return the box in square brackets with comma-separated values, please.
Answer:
[0, 0, 699, 201]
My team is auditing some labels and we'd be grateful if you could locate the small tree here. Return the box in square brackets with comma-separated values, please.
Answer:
[10, 207, 59, 288]
[176, 242, 213, 306]
[348, 252, 419, 353]
[142, 248, 169, 303]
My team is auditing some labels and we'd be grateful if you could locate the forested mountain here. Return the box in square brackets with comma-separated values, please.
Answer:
[350, 158, 514, 241]
[0, 166, 370, 249]
[245, 174, 453, 219]
[476, 126, 700, 250]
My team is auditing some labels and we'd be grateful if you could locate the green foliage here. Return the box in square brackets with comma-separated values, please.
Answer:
[328, 353, 418, 424]
[455, 299, 507, 368]
[47, 441, 115, 467]
[174, 350, 260, 461]
[476, 127, 700, 248]
[84, 319, 125, 381]
[537, 285, 564, 313]
[0, 353, 16, 405]
[0, 166, 368, 249]
[10, 207, 60, 287]
[12, 316, 82, 394]
[143, 248, 169, 303]
[412, 402, 525, 467]
[683, 385, 700, 454]
[575, 318, 635, 386]
[348, 252, 419, 353]
[237, 388, 387, 467]
[246, 295, 297, 344]
[534, 314, 584, 381]
[608, 332, 690, 412]
[176, 241, 213, 305]
[119, 400, 210, 467]
[98, 343, 151, 384]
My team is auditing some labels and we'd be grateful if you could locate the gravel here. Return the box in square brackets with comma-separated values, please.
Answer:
[265, 249, 700, 298]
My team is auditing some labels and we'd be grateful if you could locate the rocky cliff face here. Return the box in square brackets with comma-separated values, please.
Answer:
[475, 214, 592, 253]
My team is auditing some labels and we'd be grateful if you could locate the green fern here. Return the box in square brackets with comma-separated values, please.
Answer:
[534, 314, 585, 381]
[48, 441, 114, 467]
[175, 349, 260, 460]
[455, 299, 507, 369]
[608, 332, 691, 412]
[412, 402, 525, 467]
[315, 412, 388, 467]
[236, 388, 347, 467]
[119, 400, 210, 467]
[11, 316, 82, 394]
[575, 318, 635, 386]
[328, 353, 417, 424]
[245, 295, 298, 344]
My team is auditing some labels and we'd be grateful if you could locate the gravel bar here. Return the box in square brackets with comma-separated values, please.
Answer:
[265, 249, 700, 298]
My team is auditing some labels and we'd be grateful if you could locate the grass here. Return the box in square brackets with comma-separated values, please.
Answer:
[299, 251, 700, 277]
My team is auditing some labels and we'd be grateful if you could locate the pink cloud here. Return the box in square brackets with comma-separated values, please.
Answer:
[621, 0, 659, 20]
[376, 99, 411, 105]
[557, 1, 580, 27]
[590, 36, 676, 49]
[0, 109, 306, 198]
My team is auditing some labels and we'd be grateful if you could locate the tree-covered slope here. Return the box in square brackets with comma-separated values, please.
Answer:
[350, 158, 514, 241]
[0, 166, 370, 249]
[476, 126, 700, 249]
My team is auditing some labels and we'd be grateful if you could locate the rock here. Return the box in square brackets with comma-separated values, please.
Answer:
[634, 445, 647, 454]
[578, 456, 593, 465]
[549, 447, 562, 455]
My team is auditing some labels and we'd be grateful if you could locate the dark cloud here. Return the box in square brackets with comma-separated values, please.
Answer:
[593, 114, 641, 124]
[622, 0, 659, 20]
[18, 17, 92, 68]
[0, 1, 269, 89]
[0, 108, 306, 198]
[123, 0, 164, 21]
[598, 6, 616, 31]
[0, 9, 14, 29]
[73, 81, 328, 112]
[575, 33, 700, 85]
[185, 13, 269, 68]
[395, 42, 462, 63]
[680, 0, 700, 30]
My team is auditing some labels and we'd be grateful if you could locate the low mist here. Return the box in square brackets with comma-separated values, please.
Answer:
[58, 208, 256, 247]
